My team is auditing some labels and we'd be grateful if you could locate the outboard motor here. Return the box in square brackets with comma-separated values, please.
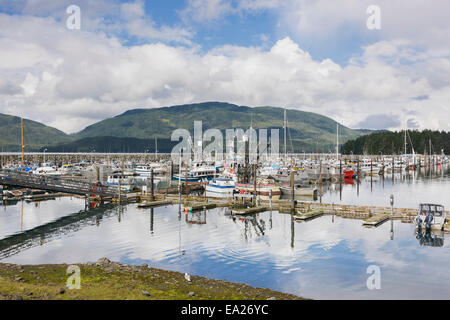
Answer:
[415, 216, 423, 230]
[424, 212, 434, 230]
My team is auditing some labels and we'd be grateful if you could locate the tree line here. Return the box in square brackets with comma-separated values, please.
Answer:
[341, 130, 450, 155]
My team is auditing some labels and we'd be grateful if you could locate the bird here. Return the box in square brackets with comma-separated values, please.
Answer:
[184, 273, 191, 282]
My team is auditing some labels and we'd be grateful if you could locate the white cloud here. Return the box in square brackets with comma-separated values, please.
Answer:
[121, 0, 194, 45]
[179, 0, 282, 23]
[0, 11, 448, 134]
[278, 0, 450, 57]
[179, 0, 234, 23]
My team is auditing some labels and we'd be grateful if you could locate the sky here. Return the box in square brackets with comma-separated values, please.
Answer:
[0, 0, 449, 133]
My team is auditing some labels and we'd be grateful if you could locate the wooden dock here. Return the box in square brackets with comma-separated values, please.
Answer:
[295, 210, 324, 221]
[232, 206, 269, 215]
[137, 200, 173, 208]
[362, 213, 390, 227]
[184, 202, 217, 211]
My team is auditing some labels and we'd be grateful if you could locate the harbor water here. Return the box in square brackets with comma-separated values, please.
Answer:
[0, 165, 449, 299]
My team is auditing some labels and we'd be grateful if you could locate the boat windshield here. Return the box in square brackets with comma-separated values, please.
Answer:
[420, 204, 444, 216]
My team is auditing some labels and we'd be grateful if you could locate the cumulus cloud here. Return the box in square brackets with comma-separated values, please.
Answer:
[121, 0, 194, 45]
[356, 114, 401, 130]
[0, 4, 449, 134]
[179, 0, 282, 23]
[278, 0, 450, 55]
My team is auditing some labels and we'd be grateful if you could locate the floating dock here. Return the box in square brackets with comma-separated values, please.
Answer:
[295, 210, 324, 221]
[362, 214, 390, 227]
[137, 200, 173, 208]
[232, 206, 269, 215]
[184, 202, 217, 211]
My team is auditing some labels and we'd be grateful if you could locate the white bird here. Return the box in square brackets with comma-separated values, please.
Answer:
[184, 273, 191, 282]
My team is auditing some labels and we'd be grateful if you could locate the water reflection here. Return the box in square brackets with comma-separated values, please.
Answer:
[317, 164, 450, 209]
[415, 229, 445, 247]
[0, 165, 449, 299]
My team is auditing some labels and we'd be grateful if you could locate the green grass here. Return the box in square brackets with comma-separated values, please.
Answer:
[0, 261, 305, 300]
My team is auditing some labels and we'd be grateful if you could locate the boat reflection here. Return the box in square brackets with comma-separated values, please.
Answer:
[0, 203, 115, 259]
[225, 210, 268, 241]
[185, 209, 207, 225]
[415, 228, 444, 247]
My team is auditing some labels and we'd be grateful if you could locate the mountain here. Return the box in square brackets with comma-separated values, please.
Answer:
[0, 113, 73, 152]
[0, 102, 372, 153]
[73, 102, 370, 153]
[341, 130, 450, 155]
[42, 136, 174, 153]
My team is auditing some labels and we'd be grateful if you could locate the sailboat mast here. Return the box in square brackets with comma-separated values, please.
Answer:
[284, 109, 287, 160]
[404, 129, 407, 155]
[336, 123, 339, 160]
[21, 118, 24, 166]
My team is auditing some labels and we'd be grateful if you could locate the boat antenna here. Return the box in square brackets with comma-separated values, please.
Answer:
[336, 123, 339, 160]
[21, 118, 24, 166]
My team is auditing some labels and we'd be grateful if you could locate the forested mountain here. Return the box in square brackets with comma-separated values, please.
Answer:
[341, 130, 450, 155]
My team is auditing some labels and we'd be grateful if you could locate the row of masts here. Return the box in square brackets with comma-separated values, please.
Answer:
[14, 112, 442, 166]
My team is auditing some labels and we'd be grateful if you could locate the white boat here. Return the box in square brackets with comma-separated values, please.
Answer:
[106, 171, 136, 191]
[206, 177, 235, 195]
[33, 166, 61, 176]
[414, 203, 447, 231]
[235, 179, 281, 200]
[135, 163, 167, 177]
[173, 163, 216, 182]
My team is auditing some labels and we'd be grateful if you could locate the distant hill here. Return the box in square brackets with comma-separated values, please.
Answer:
[0, 113, 73, 152]
[0, 102, 372, 153]
[341, 130, 450, 155]
[42, 136, 174, 153]
[73, 102, 370, 153]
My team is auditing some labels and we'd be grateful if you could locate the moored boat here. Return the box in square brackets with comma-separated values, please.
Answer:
[414, 203, 447, 231]
[205, 177, 235, 195]
[279, 184, 318, 197]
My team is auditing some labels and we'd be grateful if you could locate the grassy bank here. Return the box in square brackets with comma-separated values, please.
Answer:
[0, 258, 304, 300]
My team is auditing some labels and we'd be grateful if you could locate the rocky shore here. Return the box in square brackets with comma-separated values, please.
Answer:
[0, 258, 305, 300]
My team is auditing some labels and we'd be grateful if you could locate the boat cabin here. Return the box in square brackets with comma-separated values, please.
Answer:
[415, 203, 446, 231]
[419, 204, 444, 217]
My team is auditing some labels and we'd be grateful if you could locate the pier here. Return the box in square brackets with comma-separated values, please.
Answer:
[0, 171, 123, 201]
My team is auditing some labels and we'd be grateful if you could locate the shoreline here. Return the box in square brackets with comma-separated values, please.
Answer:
[0, 258, 306, 300]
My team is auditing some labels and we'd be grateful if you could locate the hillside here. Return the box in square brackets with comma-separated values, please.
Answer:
[0, 113, 73, 152]
[43, 136, 174, 153]
[341, 130, 450, 155]
[73, 102, 369, 153]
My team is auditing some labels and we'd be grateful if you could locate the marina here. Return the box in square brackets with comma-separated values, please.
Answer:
[0, 152, 449, 300]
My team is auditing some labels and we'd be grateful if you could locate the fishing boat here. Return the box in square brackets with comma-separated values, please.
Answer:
[135, 163, 167, 177]
[414, 203, 447, 231]
[106, 170, 137, 191]
[173, 163, 216, 182]
[205, 177, 235, 195]
[344, 169, 356, 179]
[235, 179, 281, 200]
[269, 168, 309, 183]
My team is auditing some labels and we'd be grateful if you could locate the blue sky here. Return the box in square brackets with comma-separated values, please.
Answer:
[0, 0, 449, 133]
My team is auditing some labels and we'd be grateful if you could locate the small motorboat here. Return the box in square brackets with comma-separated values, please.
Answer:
[206, 177, 235, 195]
[414, 203, 447, 231]
[344, 170, 356, 179]
[279, 184, 318, 197]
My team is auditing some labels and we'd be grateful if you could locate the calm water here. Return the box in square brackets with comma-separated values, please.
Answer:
[0, 165, 449, 300]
